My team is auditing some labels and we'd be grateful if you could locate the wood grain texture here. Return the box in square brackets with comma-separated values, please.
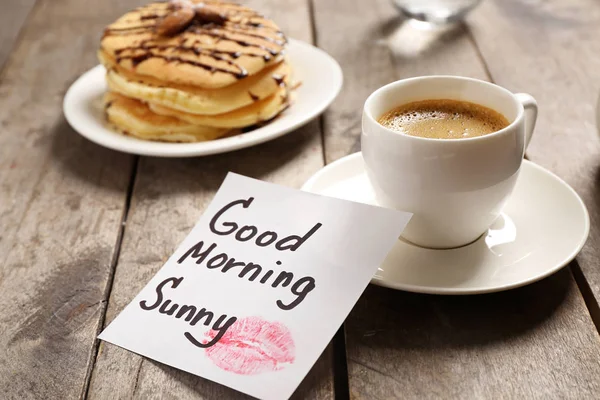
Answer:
[312, 0, 600, 398]
[0, 0, 37, 73]
[88, 1, 335, 398]
[347, 270, 600, 399]
[468, 0, 600, 316]
[0, 0, 147, 398]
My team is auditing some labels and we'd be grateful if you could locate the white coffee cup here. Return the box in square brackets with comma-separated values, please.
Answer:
[362, 76, 537, 249]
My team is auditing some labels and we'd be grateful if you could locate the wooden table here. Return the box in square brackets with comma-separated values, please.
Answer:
[2, 0, 600, 398]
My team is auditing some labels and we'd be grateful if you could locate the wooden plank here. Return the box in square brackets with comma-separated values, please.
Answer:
[88, 1, 335, 398]
[347, 269, 600, 399]
[0, 0, 148, 398]
[468, 0, 600, 315]
[312, 0, 600, 397]
[0, 0, 37, 73]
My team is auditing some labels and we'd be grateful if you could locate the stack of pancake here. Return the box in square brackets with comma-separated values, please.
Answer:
[98, 0, 292, 142]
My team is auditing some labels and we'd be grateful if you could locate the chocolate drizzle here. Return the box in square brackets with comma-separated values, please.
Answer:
[272, 74, 286, 87]
[246, 21, 264, 28]
[104, 0, 287, 81]
[116, 52, 247, 78]
[140, 13, 163, 20]
[226, 26, 286, 45]
[192, 28, 279, 55]
[114, 41, 262, 74]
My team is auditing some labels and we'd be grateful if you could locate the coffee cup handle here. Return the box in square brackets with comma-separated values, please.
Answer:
[515, 93, 538, 150]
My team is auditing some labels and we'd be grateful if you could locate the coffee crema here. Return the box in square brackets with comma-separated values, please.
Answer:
[377, 99, 509, 139]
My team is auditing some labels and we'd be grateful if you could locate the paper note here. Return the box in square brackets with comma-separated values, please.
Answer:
[99, 173, 411, 400]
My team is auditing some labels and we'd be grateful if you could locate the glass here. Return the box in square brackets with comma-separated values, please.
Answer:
[392, 0, 482, 24]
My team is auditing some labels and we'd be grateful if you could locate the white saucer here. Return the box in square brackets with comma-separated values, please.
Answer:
[63, 39, 342, 157]
[302, 152, 589, 294]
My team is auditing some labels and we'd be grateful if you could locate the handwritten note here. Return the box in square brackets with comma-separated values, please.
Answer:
[99, 173, 412, 399]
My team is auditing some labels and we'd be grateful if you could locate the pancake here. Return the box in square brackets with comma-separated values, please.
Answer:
[104, 92, 229, 142]
[98, 0, 295, 143]
[100, 0, 287, 89]
[102, 55, 291, 115]
[147, 85, 290, 128]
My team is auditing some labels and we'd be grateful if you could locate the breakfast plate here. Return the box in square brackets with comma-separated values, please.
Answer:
[63, 39, 342, 157]
[302, 152, 590, 294]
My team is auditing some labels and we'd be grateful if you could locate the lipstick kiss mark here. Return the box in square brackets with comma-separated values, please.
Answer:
[204, 316, 295, 375]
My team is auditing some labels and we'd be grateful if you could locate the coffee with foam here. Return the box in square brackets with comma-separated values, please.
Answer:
[378, 99, 509, 139]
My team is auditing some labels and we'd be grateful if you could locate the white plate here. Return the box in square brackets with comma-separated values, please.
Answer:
[63, 39, 342, 157]
[302, 152, 590, 294]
